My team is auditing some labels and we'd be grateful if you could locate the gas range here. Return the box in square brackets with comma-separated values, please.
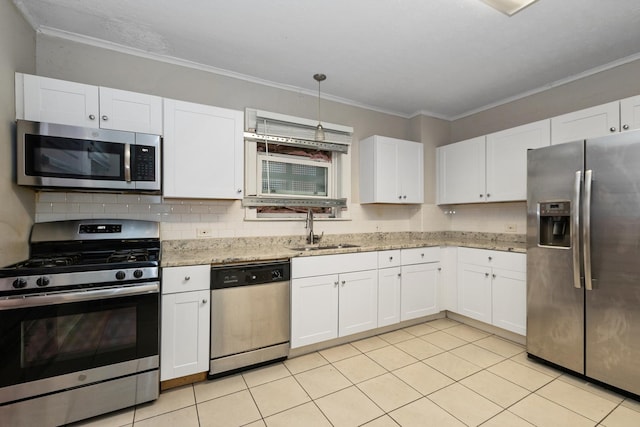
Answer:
[0, 219, 160, 296]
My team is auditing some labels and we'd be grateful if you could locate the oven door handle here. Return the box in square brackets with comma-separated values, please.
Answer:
[0, 283, 159, 310]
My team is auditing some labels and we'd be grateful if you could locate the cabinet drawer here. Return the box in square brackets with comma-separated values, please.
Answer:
[162, 265, 210, 294]
[292, 252, 378, 278]
[457, 247, 525, 272]
[401, 247, 439, 265]
[378, 250, 401, 268]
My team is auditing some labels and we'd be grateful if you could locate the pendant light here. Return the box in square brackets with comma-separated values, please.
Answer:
[313, 73, 326, 141]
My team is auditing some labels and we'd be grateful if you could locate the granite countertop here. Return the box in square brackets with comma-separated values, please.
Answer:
[161, 231, 526, 267]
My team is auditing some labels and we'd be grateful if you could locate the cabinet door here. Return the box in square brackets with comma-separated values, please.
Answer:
[439, 247, 457, 312]
[291, 275, 339, 348]
[359, 135, 398, 203]
[491, 268, 526, 335]
[99, 87, 162, 134]
[22, 74, 99, 128]
[437, 136, 486, 204]
[551, 101, 620, 145]
[400, 262, 439, 321]
[339, 270, 378, 337]
[620, 95, 640, 132]
[160, 290, 210, 381]
[457, 263, 492, 324]
[378, 267, 401, 327]
[397, 139, 424, 203]
[486, 120, 550, 202]
[163, 99, 244, 199]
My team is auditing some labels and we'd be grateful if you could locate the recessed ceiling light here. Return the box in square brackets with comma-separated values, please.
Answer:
[481, 0, 538, 16]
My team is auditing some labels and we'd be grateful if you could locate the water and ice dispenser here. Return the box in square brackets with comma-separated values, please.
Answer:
[539, 201, 571, 247]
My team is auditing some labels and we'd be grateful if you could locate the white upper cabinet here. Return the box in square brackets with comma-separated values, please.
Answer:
[620, 94, 640, 132]
[163, 99, 244, 199]
[359, 135, 424, 204]
[486, 119, 550, 202]
[18, 73, 162, 134]
[551, 101, 620, 145]
[436, 136, 485, 204]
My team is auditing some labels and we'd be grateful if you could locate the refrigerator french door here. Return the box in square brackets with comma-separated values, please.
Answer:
[527, 130, 640, 396]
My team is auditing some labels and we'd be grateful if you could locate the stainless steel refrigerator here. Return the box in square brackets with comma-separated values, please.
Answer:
[527, 130, 640, 396]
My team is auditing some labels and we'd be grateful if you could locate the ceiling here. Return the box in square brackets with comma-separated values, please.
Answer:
[12, 0, 640, 120]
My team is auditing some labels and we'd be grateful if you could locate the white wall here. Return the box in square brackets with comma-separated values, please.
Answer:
[0, 0, 36, 265]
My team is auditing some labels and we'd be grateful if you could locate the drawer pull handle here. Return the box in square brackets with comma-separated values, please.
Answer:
[89, 114, 96, 120]
[334, 281, 339, 286]
[488, 256, 493, 261]
[202, 299, 208, 304]
[485, 272, 489, 278]
[492, 274, 496, 279]
[184, 276, 191, 281]
[341, 280, 346, 286]
[389, 256, 393, 261]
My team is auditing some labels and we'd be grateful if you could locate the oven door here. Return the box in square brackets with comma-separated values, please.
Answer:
[0, 283, 159, 405]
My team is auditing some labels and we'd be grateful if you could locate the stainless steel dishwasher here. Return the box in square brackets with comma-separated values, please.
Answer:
[209, 260, 290, 377]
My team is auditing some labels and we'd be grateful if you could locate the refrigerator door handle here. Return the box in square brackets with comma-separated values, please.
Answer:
[572, 170, 582, 289]
[583, 169, 593, 291]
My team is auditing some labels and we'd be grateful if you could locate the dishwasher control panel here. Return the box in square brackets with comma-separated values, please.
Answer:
[211, 260, 290, 289]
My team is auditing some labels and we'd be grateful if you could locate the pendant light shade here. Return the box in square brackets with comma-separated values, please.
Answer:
[313, 73, 326, 141]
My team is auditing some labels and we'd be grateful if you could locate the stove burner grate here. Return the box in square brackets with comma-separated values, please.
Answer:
[107, 250, 150, 264]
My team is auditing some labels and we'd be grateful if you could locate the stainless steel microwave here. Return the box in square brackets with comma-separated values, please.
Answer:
[17, 120, 161, 192]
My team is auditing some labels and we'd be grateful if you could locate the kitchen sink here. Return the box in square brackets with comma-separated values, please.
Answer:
[290, 243, 361, 251]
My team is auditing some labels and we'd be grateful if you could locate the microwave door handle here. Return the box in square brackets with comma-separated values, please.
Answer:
[583, 169, 593, 291]
[572, 170, 582, 289]
[124, 143, 132, 182]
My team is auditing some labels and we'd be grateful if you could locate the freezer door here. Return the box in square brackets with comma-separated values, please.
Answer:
[585, 131, 640, 395]
[526, 141, 585, 374]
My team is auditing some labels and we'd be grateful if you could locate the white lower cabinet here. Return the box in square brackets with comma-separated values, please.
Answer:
[377, 266, 401, 327]
[291, 252, 378, 348]
[400, 247, 440, 321]
[456, 248, 526, 335]
[161, 265, 210, 381]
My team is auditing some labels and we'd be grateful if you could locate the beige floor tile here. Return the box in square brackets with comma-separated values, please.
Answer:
[450, 343, 505, 368]
[361, 414, 401, 426]
[510, 352, 564, 378]
[443, 324, 491, 342]
[393, 362, 454, 395]
[403, 322, 438, 337]
[488, 359, 555, 391]
[601, 405, 640, 427]
[134, 385, 195, 422]
[72, 407, 135, 427]
[250, 376, 311, 417]
[283, 352, 328, 375]
[315, 386, 384, 427]
[358, 373, 422, 412]
[245, 421, 266, 427]
[481, 410, 535, 427]
[243, 363, 291, 388]
[194, 374, 247, 403]
[510, 393, 594, 427]
[264, 402, 331, 427]
[133, 405, 198, 427]
[423, 352, 482, 381]
[379, 329, 414, 344]
[366, 345, 418, 371]
[333, 354, 387, 383]
[474, 335, 524, 357]
[557, 374, 625, 405]
[429, 383, 502, 426]
[352, 336, 390, 353]
[426, 318, 461, 330]
[621, 398, 640, 412]
[389, 397, 465, 426]
[295, 364, 352, 399]
[419, 330, 467, 350]
[460, 370, 530, 408]
[197, 390, 262, 427]
[394, 337, 444, 360]
[537, 378, 619, 422]
[319, 343, 361, 363]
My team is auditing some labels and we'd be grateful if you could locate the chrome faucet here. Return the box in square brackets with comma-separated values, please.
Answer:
[306, 209, 314, 244]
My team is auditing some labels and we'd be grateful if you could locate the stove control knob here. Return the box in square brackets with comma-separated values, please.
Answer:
[116, 271, 126, 280]
[36, 277, 50, 287]
[133, 269, 143, 279]
[12, 278, 27, 289]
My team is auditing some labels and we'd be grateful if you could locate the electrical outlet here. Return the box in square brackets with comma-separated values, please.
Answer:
[196, 228, 212, 238]
[505, 223, 517, 233]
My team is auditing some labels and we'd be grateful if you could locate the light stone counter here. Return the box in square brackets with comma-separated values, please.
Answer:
[161, 231, 526, 267]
